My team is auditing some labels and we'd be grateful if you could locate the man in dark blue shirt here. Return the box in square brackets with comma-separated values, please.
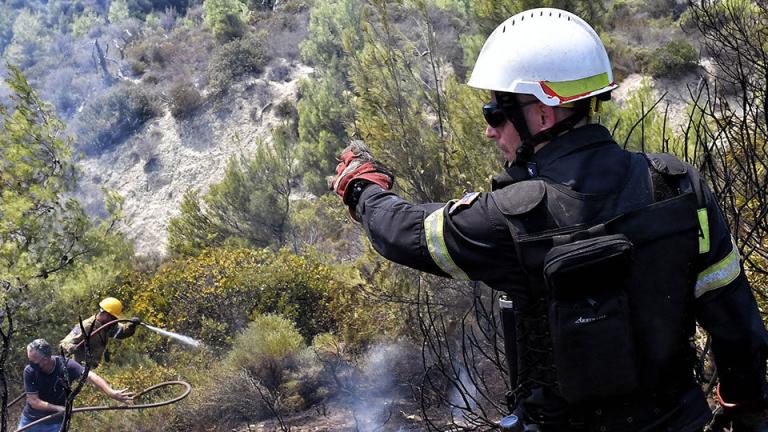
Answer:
[18, 339, 134, 431]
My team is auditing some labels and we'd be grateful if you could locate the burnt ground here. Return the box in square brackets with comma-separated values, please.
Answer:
[236, 397, 431, 432]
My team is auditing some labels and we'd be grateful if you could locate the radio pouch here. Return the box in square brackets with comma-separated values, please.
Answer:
[543, 232, 638, 403]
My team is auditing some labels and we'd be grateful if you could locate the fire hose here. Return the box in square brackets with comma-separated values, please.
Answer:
[12, 380, 192, 432]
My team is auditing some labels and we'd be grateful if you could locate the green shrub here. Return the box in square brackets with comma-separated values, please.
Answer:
[227, 314, 305, 390]
[73, 84, 160, 156]
[203, 0, 248, 41]
[169, 82, 203, 118]
[647, 39, 699, 78]
[71, 9, 102, 37]
[207, 34, 269, 94]
[108, 0, 132, 23]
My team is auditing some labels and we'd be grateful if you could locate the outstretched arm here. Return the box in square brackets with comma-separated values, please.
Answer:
[86, 371, 135, 403]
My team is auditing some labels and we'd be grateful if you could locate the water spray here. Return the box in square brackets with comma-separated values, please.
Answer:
[140, 323, 202, 348]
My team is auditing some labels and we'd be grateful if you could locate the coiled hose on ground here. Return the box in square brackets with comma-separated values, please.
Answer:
[13, 380, 192, 432]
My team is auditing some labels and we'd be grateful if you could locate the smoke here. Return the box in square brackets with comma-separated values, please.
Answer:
[337, 341, 420, 432]
[449, 364, 478, 424]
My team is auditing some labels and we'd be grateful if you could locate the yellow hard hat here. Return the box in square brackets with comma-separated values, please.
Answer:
[99, 297, 123, 317]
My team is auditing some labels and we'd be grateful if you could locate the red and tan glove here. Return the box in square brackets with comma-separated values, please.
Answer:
[707, 385, 768, 432]
[328, 141, 394, 208]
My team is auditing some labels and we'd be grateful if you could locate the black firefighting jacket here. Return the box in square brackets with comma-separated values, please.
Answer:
[354, 124, 768, 430]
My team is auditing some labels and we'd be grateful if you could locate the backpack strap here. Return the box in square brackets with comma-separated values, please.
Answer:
[645, 152, 709, 254]
[645, 152, 705, 208]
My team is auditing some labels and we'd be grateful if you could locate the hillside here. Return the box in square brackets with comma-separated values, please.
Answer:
[79, 62, 312, 256]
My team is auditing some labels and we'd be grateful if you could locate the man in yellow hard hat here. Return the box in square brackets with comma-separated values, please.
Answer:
[59, 297, 140, 368]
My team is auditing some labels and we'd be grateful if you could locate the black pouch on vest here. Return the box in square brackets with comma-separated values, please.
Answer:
[543, 233, 637, 403]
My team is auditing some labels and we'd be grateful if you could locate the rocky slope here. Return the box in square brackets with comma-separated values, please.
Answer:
[78, 61, 313, 257]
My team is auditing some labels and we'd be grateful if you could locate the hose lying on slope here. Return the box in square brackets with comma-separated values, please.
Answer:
[13, 380, 192, 432]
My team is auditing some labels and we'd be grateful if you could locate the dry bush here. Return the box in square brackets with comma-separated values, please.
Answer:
[268, 64, 291, 82]
[274, 99, 296, 119]
[125, 37, 176, 72]
[177, 371, 270, 432]
[207, 33, 270, 94]
[169, 82, 203, 118]
[72, 83, 160, 156]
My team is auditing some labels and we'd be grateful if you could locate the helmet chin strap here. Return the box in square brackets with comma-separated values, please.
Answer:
[495, 92, 591, 167]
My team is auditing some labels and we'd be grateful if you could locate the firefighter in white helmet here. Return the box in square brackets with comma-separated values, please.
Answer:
[59, 297, 141, 368]
[329, 8, 767, 431]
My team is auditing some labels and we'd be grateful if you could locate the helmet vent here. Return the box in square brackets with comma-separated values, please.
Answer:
[503, 25, 506, 32]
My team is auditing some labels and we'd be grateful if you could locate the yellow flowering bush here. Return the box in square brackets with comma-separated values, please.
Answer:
[116, 247, 338, 352]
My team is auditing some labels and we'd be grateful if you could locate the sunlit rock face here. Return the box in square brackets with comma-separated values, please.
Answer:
[78, 62, 313, 257]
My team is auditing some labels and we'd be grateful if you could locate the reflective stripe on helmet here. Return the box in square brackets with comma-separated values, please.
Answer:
[540, 72, 612, 102]
[695, 237, 741, 298]
[424, 205, 470, 280]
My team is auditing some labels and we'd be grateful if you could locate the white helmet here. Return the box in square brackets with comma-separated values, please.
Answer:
[468, 8, 616, 106]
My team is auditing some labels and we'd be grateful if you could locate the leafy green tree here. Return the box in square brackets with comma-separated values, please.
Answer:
[119, 248, 338, 350]
[226, 314, 305, 390]
[3, 9, 51, 69]
[647, 39, 699, 78]
[108, 0, 132, 23]
[203, 0, 248, 41]
[346, 1, 496, 202]
[207, 33, 269, 94]
[167, 124, 296, 255]
[166, 190, 227, 257]
[296, 0, 365, 195]
[70, 9, 102, 37]
[299, 0, 364, 68]
[296, 73, 355, 195]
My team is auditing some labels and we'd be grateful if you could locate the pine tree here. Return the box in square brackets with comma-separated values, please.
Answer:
[167, 124, 296, 255]
[0, 66, 123, 430]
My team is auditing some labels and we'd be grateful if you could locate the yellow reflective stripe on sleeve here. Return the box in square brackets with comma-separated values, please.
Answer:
[695, 238, 741, 298]
[698, 208, 710, 254]
[424, 204, 470, 280]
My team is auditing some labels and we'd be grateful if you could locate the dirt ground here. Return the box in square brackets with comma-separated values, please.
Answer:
[237, 398, 427, 432]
